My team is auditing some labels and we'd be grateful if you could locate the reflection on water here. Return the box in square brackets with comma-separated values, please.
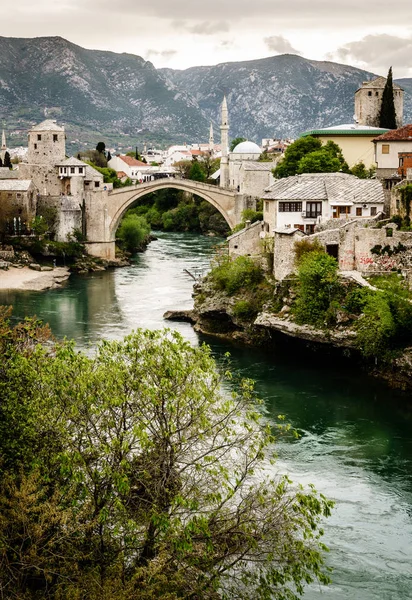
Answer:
[1, 231, 412, 599]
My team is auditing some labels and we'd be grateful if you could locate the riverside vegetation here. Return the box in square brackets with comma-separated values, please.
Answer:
[0, 306, 333, 600]
[193, 241, 412, 385]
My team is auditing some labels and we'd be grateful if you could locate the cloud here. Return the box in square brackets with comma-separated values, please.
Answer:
[146, 49, 177, 60]
[331, 34, 412, 77]
[172, 20, 230, 35]
[264, 35, 301, 55]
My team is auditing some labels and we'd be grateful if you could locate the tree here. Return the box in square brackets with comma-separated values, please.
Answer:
[273, 137, 322, 178]
[3, 151, 12, 169]
[379, 67, 397, 129]
[0, 325, 333, 599]
[188, 160, 206, 182]
[350, 161, 376, 179]
[173, 160, 192, 178]
[96, 141, 106, 155]
[230, 137, 247, 151]
[107, 151, 112, 162]
[297, 150, 342, 174]
[117, 213, 151, 252]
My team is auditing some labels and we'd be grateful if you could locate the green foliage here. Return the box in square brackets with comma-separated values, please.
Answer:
[188, 160, 206, 182]
[273, 136, 322, 178]
[87, 163, 128, 188]
[356, 292, 396, 358]
[297, 150, 342, 174]
[399, 184, 412, 222]
[379, 67, 397, 129]
[30, 215, 49, 236]
[96, 141, 106, 155]
[117, 214, 151, 252]
[370, 242, 406, 256]
[0, 319, 333, 599]
[350, 161, 376, 179]
[293, 251, 339, 327]
[209, 254, 263, 295]
[294, 237, 324, 266]
[3, 151, 12, 169]
[232, 299, 258, 319]
[230, 209, 263, 234]
[162, 203, 200, 231]
[230, 137, 247, 151]
[274, 137, 350, 178]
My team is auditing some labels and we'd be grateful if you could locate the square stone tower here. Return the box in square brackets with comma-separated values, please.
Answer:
[355, 76, 403, 128]
[27, 119, 66, 165]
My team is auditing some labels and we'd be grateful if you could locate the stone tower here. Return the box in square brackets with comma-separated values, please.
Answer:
[220, 97, 229, 188]
[1, 129, 6, 161]
[209, 122, 214, 152]
[27, 119, 66, 165]
[355, 76, 404, 128]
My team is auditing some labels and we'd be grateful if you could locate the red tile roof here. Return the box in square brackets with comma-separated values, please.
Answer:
[374, 124, 412, 142]
[119, 155, 148, 167]
[190, 150, 204, 156]
[116, 171, 127, 178]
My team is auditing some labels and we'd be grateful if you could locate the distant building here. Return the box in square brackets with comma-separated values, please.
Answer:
[355, 76, 404, 129]
[373, 124, 412, 179]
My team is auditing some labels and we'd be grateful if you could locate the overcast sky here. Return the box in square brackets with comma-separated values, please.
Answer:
[5, 0, 412, 77]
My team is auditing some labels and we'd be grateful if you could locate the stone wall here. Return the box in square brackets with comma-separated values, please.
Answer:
[228, 220, 263, 258]
[18, 163, 62, 196]
[273, 229, 305, 280]
[37, 195, 82, 242]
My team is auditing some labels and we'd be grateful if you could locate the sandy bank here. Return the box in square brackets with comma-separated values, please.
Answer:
[0, 266, 71, 291]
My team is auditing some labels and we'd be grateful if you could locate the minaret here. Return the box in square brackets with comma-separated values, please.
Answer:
[1, 129, 6, 162]
[209, 122, 214, 153]
[220, 96, 229, 188]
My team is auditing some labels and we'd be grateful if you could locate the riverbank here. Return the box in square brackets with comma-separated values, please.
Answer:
[0, 266, 70, 291]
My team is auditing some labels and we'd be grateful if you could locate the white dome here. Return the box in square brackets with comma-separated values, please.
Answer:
[232, 140, 261, 154]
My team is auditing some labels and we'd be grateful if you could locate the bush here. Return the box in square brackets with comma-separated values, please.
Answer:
[233, 299, 258, 319]
[356, 293, 396, 359]
[293, 251, 339, 327]
[294, 238, 323, 267]
[117, 214, 151, 253]
[209, 255, 263, 295]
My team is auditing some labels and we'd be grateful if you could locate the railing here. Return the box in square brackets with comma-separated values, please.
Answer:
[301, 211, 322, 219]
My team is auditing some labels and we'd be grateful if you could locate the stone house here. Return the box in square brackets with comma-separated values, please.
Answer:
[108, 155, 154, 181]
[373, 124, 412, 180]
[0, 179, 36, 234]
[261, 173, 385, 235]
[354, 77, 404, 129]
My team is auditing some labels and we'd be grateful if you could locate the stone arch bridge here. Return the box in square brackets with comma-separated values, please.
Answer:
[84, 179, 246, 259]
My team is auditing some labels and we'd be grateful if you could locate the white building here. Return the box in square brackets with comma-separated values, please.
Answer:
[108, 155, 156, 181]
[373, 124, 412, 179]
[262, 173, 385, 235]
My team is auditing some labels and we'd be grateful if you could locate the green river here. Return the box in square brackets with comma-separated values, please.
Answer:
[1, 231, 411, 599]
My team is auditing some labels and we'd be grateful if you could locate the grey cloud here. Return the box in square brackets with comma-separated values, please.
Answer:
[332, 34, 412, 76]
[146, 49, 177, 60]
[172, 19, 230, 35]
[264, 35, 301, 55]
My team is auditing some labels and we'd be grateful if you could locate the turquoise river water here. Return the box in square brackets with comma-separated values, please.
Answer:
[1, 231, 411, 599]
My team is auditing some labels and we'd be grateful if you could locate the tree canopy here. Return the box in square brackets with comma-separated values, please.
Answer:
[274, 137, 351, 178]
[0, 310, 333, 599]
[96, 141, 106, 155]
[3, 151, 12, 169]
[379, 67, 397, 130]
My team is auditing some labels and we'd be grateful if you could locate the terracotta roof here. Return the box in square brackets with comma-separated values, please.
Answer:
[373, 124, 412, 142]
[119, 155, 148, 167]
[117, 171, 127, 178]
[190, 150, 204, 156]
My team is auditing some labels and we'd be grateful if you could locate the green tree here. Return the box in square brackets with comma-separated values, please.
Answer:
[3, 151, 12, 169]
[297, 150, 342, 174]
[107, 151, 112, 161]
[0, 323, 333, 599]
[116, 214, 151, 253]
[350, 161, 376, 179]
[230, 137, 247, 151]
[379, 67, 397, 129]
[96, 141, 106, 155]
[188, 160, 206, 182]
[273, 137, 322, 178]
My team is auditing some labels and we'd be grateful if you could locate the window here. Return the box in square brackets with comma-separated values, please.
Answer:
[265, 201, 269, 211]
[375, 91, 379, 96]
[305, 202, 322, 218]
[305, 224, 315, 234]
[356, 207, 362, 216]
[371, 207, 377, 216]
[16, 193, 21, 199]
[53, 134, 58, 142]
[37, 134, 41, 141]
[368, 91, 372, 96]
[294, 224, 304, 232]
[94, 181, 100, 188]
[279, 202, 302, 212]
[34, 143, 37, 150]
[382, 144, 390, 154]
[70, 167, 75, 174]
[63, 167, 67, 174]
[79, 167, 84, 174]
[333, 206, 351, 218]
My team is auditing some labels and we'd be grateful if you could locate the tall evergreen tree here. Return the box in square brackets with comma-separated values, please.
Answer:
[0, 157, 3, 167]
[107, 151, 112, 161]
[3, 151, 12, 169]
[379, 67, 397, 129]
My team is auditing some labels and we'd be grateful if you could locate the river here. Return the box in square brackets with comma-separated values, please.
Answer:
[1, 231, 412, 599]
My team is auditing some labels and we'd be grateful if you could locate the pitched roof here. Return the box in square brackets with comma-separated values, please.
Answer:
[56, 156, 88, 167]
[242, 161, 274, 171]
[116, 171, 127, 178]
[85, 165, 103, 180]
[356, 76, 403, 91]
[373, 124, 412, 142]
[30, 120, 65, 132]
[0, 179, 32, 191]
[118, 155, 148, 167]
[262, 173, 384, 205]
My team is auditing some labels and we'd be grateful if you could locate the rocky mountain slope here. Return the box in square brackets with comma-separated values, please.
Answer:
[1, 36, 410, 146]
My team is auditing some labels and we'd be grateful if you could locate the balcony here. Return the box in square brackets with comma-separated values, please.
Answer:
[301, 211, 322, 219]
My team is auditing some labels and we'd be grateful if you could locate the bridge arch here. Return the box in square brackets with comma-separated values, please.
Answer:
[107, 179, 238, 241]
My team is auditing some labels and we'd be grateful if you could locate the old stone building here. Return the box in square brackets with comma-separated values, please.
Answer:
[0, 180, 36, 235]
[354, 76, 404, 129]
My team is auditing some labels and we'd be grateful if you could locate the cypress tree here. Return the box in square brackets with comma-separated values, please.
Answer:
[0, 157, 3, 167]
[379, 67, 397, 129]
[3, 151, 12, 169]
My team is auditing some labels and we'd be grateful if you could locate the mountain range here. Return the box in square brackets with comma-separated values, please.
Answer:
[1, 36, 411, 148]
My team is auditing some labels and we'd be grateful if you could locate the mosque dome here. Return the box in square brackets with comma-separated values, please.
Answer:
[232, 140, 261, 154]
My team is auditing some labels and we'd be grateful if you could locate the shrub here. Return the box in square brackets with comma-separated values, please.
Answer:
[117, 214, 151, 253]
[293, 251, 339, 327]
[294, 238, 323, 267]
[233, 299, 258, 319]
[209, 255, 263, 295]
[356, 293, 396, 359]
